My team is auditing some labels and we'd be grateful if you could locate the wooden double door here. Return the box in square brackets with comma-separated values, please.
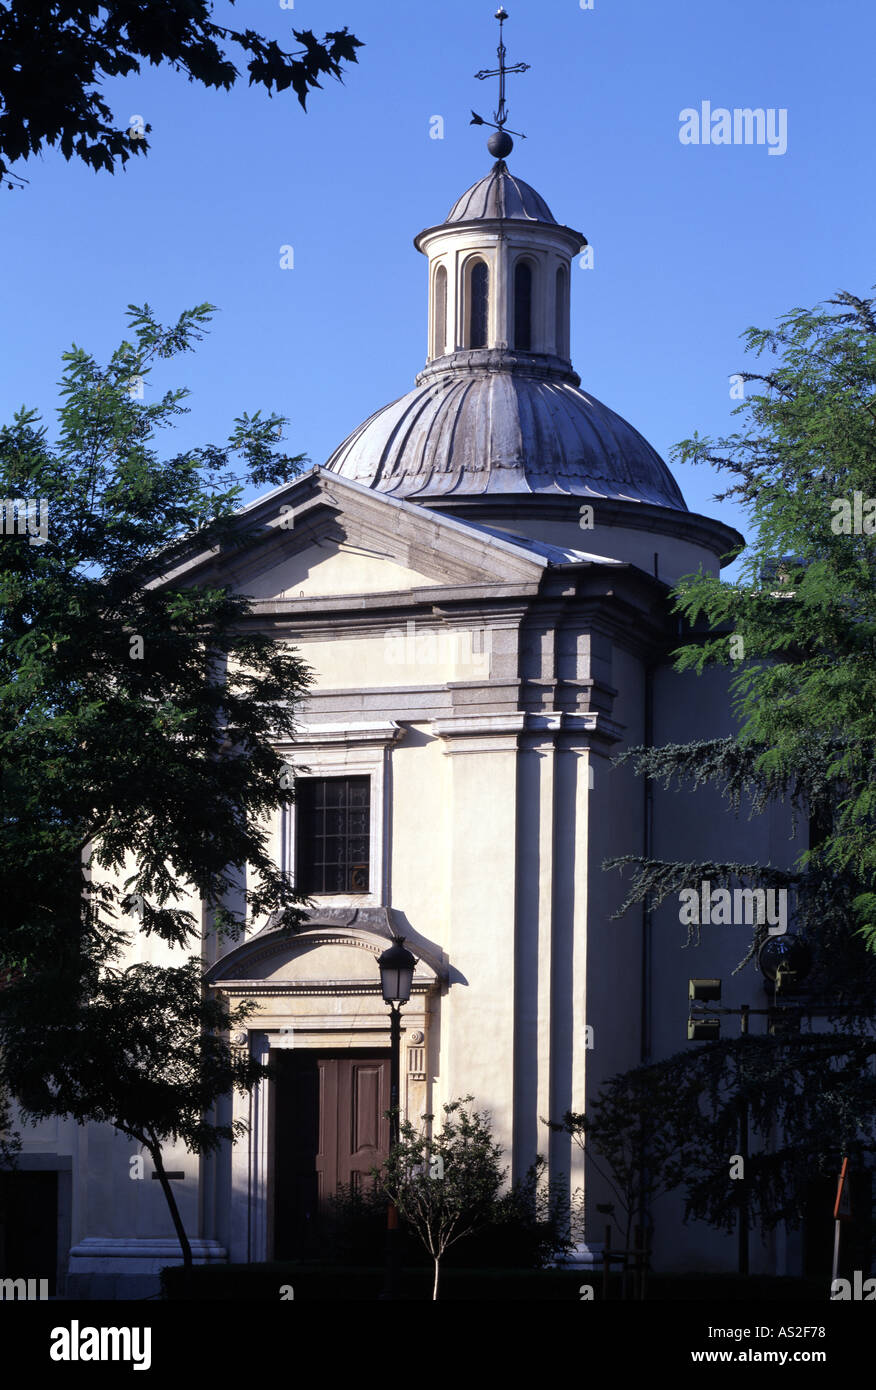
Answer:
[273, 1050, 391, 1258]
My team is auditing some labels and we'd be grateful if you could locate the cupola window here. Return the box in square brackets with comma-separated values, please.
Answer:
[433, 264, 447, 359]
[468, 259, 489, 349]
[514, 261, 533, 351]
[555, 265, 568, 358]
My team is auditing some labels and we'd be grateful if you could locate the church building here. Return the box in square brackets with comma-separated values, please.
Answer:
[9, 31, 808, 1297]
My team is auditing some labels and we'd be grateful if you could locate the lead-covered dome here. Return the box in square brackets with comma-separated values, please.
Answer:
[445, 162, 557, 224]
[324, 159, 688, 514]
[325, 356, 687, 508]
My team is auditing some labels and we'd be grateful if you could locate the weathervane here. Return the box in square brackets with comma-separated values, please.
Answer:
[470, 7, 529, 160]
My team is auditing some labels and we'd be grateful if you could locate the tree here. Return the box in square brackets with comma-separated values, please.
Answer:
[608, 292, 876, 972]
[377, 1097, 506, 1300]
[0, 3, 362, 188]
[637, 289, 876, 950]
[0, 944, 268, 1278]
[600, 289, 876, 1254]
[0, 300, 312, 973]
[553, 1035, 876, 1262]
[485, 1156, 585, 1269]
[548, 1067, 692, 1276]
[0, 302, 313, 1257]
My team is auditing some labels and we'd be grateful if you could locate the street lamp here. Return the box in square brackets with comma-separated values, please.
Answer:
[376, 936, 416, 1300]
[377, 937, 416, 1143]
[378, 936, 415, 1005]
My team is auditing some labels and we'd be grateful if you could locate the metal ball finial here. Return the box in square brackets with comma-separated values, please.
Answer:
[487, 129, 514, 159]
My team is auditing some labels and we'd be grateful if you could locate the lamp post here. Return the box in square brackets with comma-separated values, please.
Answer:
[377, 936, 416, 1299]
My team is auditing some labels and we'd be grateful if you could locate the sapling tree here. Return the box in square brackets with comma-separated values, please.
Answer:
[377, 1097, 506, 1300]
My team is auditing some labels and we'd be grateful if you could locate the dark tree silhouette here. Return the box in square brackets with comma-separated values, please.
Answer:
[0, 2, 362, 188]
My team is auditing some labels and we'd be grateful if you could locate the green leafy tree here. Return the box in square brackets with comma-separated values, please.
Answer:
[614, 289, 876, 952]
[659, 1033, 876, 1241]
[0, 3, 362, 188]
[0, 301, 313, 972]
[377, 1097, 506, 1300]
[0, 302, 313, 1258]
[601, 289, 876, 1255]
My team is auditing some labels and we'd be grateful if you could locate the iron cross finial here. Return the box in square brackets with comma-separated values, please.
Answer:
[471, 7, 530, 157]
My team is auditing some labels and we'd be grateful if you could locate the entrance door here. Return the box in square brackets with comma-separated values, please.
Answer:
[273, 1050, 391, 1259]
[0, 1171, 58, 1294]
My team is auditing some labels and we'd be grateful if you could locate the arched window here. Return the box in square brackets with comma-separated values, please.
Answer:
[514, 261, 533, 351]
[555, 266, 568, 358]
[433, 261, 450, 358]
[469, 260, 489, 349]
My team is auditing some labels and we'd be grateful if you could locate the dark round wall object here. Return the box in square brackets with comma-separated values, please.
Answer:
[758, 934, 813, 984]
[487, 129, 514, 159]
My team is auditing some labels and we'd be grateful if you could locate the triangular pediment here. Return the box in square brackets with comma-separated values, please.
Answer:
[153, 466, 557, 601]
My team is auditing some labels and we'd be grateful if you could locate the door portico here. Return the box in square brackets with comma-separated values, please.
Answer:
[205, 908, 443, 1262]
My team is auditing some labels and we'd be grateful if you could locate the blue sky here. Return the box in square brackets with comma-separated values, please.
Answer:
[2, 0, 873, 561]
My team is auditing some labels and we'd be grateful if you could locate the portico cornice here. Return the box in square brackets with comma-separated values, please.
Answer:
[431, 708, 623, 751]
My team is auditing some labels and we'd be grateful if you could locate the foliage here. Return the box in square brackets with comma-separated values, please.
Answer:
[316, 1157, 581, 1271]
[377, 1097, 506, 1299]
[0, 301, 313, 1264]
[0, 301, 313, 973]
[558, 1033, 876, 1246]
[0, 937, 269, 1268]
[0, 1079, 21, 1171]
[322, 1181, 394, 1267]
[550, 1065, 692, 1253]
[450, 1156, 585, 1269]
[609, 290, 876, 949]
[0, 2, 362, 188]
[596, 290, 876, 1252]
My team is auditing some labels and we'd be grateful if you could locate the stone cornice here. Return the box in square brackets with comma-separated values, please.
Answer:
[414, 216, 584, 258]
[215, 980, 435, 998]
[416, 348, 580, 390]
[272, 721, 404, 750]
[431, 709, 624, 750]
[426, 494, 743, 566]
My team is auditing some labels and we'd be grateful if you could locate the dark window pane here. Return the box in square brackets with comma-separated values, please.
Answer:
[514, 261, 532, 351]
[555, 266, 567, 357]
[470, 261, 488, 348]
[296, 776, 370, 894]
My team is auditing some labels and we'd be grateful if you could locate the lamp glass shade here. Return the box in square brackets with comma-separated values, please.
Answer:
[378, 939, 416, 1003]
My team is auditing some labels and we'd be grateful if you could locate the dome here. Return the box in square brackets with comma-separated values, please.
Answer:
[325, 361, 687, 510]
[325, 157, 686, 515]
[445, 160, 557, 225]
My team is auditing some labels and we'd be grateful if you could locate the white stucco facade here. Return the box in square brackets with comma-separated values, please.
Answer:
[8, 154, 805, 1298]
